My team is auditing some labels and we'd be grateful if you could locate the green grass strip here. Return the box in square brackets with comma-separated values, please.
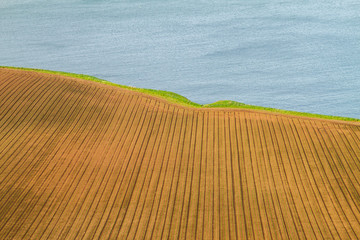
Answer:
[0, 66, 201, 107]
[1, 66, 359, 122]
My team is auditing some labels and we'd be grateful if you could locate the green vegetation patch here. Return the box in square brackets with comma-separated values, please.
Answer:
[1, 66, 359, 122]
[205, 100, 360, 122]
[0, 66, 201, 107]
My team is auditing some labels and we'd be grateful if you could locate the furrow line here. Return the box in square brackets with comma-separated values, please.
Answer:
[202, 111, 213, 240]
[233, 112, 249, 239]
[304, 119, 357, 238]
[118, 102, 168, 239]
[0, 74, 72, 163]
[106, 99, 160, 239]
[155, 109, 188, 239]
[0, 81, 98, 238]
[269, 115, 305, 239]
[297, 118, 353, 238]
[88, 95, 149, 239]
[276, 116, 321, 238]
[226, 113, 240, 240]
[52, 94, 145, 240]
[284, 117, 336, 239]
[175, 110, 197, 240]
[0, 73, 40, 122]
[0, 79, 86, 216]
[217, 111, 231, 239]
[213, 111, 220, 240]
[103, 99, 159, 239]
[195, 111, 207, 240]
[9, 86, 110, 239]
[0, 79, 89, 206]
[43, 88, 119, 240]
[322, 122, 360, 199]
[0, 72, 34, 107]
[141, 104, 179, 238]
[92, 96, 150, 239]
[184, 111, 202, 240]
[0, 78, 83, 190]
[160, 108, 188, 239]
[0, 74, 62, 157]
[314, 121, 360, 229]
[310, 120, 360, 235]
[28, 91, 129, 240]
[246, 113, 269, 239]
[0, 70, 21, 90]
[250, 113, 276, 240]
[0, 73, 59, 140]
[269, 115, 305, 238]
[80, 93, 142, 239]
[238, 112, 255, 239]
[134, 105, 178, 239]
[255, 113, 286, 239]
[262, 114, 293, 239]
[24, 86, 111, 239]
[61, 91, 128, 240]
[341, 125, 360, 167]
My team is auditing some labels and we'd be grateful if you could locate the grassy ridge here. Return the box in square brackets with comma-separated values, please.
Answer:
[204, 100, 360, 122]
[0, 66, 201, 108]
[1, 66, 359, 122]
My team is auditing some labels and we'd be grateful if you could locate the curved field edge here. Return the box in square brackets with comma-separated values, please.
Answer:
[1, 66, 359, 122]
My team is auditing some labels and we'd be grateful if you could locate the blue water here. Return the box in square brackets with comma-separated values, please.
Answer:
[1, 0, 360, 118]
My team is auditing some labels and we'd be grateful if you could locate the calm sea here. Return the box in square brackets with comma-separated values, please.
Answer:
[1, 0, 360, 118]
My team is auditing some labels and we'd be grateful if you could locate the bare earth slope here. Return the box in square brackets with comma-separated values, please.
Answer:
[1, 68, 360, 239]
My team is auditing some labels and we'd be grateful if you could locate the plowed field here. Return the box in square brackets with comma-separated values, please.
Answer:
[1, 68, 360, 239]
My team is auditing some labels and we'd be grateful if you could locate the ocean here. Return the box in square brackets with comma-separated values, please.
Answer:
[1, 0, 360, 118]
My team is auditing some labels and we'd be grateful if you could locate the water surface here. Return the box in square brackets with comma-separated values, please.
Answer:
[1, 0, 360, 118]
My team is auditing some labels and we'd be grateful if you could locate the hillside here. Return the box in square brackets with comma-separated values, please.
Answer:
[1, 68, 360, 239]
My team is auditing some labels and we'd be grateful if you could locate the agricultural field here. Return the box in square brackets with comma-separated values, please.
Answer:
[1, 68, 360, 239]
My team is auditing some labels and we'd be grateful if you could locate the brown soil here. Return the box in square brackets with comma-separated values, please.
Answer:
[1, 68, 360, 239]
